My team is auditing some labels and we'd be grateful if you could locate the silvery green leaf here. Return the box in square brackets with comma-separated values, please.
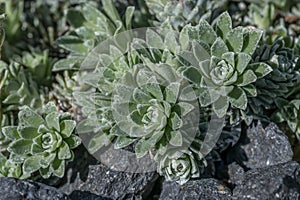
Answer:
[243, 84, 257, 97]
[114, 136, 136, 149]
[18, 126, 39, 140]
[192, 41, 210, 62]
[182, 66, 202, 85]
[65, 135, 81, 149]
[199, 88, 220, 106]
[287, 120, 298, 132]
[53, 57, 83, 71]
[170, 112, 183, 130]
[211, 37, 229, 58]
[102, 0, 122, 25]
[56, 35, 89, 54]
[177, 102, 194, 116]
[216, 12, 232, 39]
[222, 52, 235, 67]
[169, 131, 183, 146]
[40, 167, 51, 179]
[180, 25, 190, 50]
[165, 31, 178, 53]
[226, 27, 243, 52]
[23, 155, 43, 174]
[88, 133, 112, 154]
[146, 29, 164, 49]
[143, 83, 164, 101]
[40, 153, 56, 169]
[18, 107, 44, 127]
[228, 87, 248, 110]
[133, 88, 152, 103]
[8, 139, 32, 155]
[58, 142, 72, 160]
[125, 7, 135, 29]
[60, 120, 76, 138]
[236, 70, 257, 86]
[31, 143, 44, 154]
[165, 82, 180, 104]
[46, 112, 60, 131]
[249, 63, 273, 78]
[2, 126, 19, 140]
[242, 29, 263, 55]
[196, 20, 217, 46]
[135, 138, 151, 158]
[236, 53, 252, 74]
[213, 96, 229, 118]
[51, 158, 65, 178]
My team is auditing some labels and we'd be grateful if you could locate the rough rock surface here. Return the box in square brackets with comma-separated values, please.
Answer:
[228, 121, 293, 169]
[0, 177, 69, 200]
[159, 178, 231, 200]
[71, 163, 158, 200]
[232, 161, 300, 200]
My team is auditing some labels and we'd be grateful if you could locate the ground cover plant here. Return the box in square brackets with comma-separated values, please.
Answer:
[0, 0, 300, 192]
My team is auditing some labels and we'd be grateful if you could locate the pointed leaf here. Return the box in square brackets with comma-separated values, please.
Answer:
[242, 29, 263, 55]
[228, 87, 248, 110]
[211, 38, 229, 58]
[60, 120, 76, 138]
[216, 12, 232, 39]
[23, 155, 43, 174]
[8, 139, 32, 155]
[236, 70, 257, 86]
[114, 136, 136, 149]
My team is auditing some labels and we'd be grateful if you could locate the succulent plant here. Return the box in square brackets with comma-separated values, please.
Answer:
[273, 98, 300, 140]
[0, 153, 23, 178]
[145, 0, 227, 30]
[1, 102, 81, 178]
[181, 12, 273, 117]
[251, 40, 300, 112]
[156, 147, 205, 185]
[54, 0, 135, 72]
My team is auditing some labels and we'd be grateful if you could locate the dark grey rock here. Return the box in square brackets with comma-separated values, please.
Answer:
[71, 163, 158, 200]
[228, 162, 245, 185]
[69, 190, 111, 200]
[228, 121, 293, 169]
[0, 177, 69, 200]
[159, 178, 232, 200]
[233, 161, 300, 200]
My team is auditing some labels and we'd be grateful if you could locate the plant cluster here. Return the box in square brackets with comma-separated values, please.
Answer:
[0, 0, 300, 185]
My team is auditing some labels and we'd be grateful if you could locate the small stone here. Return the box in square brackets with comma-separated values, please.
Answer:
[233, 161, 300, 200]
[0, 177, 69, 200]
[74, 163, 158, 200]
[159, 178, 232, 200]
[228, 121, 293, 169]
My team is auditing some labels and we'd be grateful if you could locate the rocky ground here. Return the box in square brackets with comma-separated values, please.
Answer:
[1, 121, 300, 200]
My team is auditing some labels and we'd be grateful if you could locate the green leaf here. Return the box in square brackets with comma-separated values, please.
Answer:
[135, 139, 151, 158]
[243, 84, 257, 97]
[114, 136, 136, 149]
[40, 153, 56, 168]
[236, 53, 252, 74]
[133, 88, 152, 103]
[2, 126, 19, 140]
[40, 167, 51, 179]
[52, 57, 82, 72]
[182, 66, 202, 85]
[249, 63, 273, 78]
[8, 139, 32, 155]
[58, 142, 72, 160]
[192, 41, 210, 62]
[226, 27, 243, 52]
[242, 29, 263, 55]
[211, 38, 229, 58]
[18, 107, 44, 128]
[236, 70, 257, 86]
[170, 112, 183, 130]
[177, 102, 194, 116]
[88, 133, 112, 154]
[65, 135, 81, 149]
[18, 126, 39, 140]
[196, 20, 217, 46]
[228, 87, 248, 110]
[51, 158, 65, 178]
[199, 88, 220, 106]
[146, 29, 164, 49]
[46, 112, 60, 131]
[23, 155, 43, 174]
[169, 131, 183, 146]
[216, 12, 232, 39]
[56, 35, 89, 54]
[180, 25, 190, 50]
[165, 83, 180, 104]
[125, 7, 135, 29]
[213, 96, 229, 118]
[60, 120, 76, 138]
[102, 0, 122, 24]
[67, 9, 86, 28]
[143, 83, 163, 100]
